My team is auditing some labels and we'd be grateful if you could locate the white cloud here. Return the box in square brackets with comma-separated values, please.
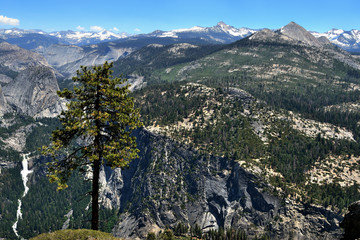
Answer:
[0, 15, 20, 26]
[112, 27, 119, 32]
[76, 25, 85, 31]
[90, 25, 104, 32]
[134, 28, 141, 32]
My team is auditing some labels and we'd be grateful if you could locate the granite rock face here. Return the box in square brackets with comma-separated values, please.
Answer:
[0, 41, 64, 118]
[279, 22, 324, 47]
[248, 22, 325, 48]
[99, 166, 124, 210]
[0, 41, 48, 72]
[36, 43, 134, 78]
[98, 129, 343, 240]
[0, 84, 10, 114]
[3, 65, 64, 118]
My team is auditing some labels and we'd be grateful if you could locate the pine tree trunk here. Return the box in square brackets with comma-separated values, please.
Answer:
[91, 158, 100, 230]
[92, 84, 101, 230]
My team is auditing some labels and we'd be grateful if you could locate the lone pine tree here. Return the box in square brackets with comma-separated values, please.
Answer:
[42, 61, 142, 230]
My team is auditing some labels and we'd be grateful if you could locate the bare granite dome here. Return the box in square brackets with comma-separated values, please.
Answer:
[3, 65, 65, 118]
[279, 21, 323, 47]
[0, 42, 65, 118]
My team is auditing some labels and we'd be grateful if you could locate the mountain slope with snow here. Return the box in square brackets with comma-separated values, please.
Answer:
[49, 30, 130, 45]
[145, 21, 256, 43]
[0, 28, 129, 50]
[2, 23, 360, 53]
[0, 22, 256, 51]
[312, 29, 360, 53]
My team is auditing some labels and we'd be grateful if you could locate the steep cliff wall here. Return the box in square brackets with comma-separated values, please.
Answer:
[3, 65, 64, 118]
[96, 129, 343, 239]
[0, 41, 64, 118]
[0, 84, 10, 114]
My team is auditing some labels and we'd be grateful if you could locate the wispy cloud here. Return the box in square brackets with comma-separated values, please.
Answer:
[134, 28, 141, 32]
[112, 27, 119, 32]
[76, 25, 85, 31]
[90, 25, 104, 32]
[0, 15, 19, 26]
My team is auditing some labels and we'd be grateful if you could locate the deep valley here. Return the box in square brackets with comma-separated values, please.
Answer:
[1, 21, 360, 239]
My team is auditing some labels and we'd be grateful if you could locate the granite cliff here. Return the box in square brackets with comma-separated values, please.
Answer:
[96, 129, 342, 239]
[0, 41, 64, 118]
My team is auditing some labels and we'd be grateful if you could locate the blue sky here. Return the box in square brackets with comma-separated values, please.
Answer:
[1, 0, 359, 33]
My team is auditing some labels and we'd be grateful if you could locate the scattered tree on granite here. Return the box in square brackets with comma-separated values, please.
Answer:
[191, 224, 202, 239]
[173, 222, 188, 236]
[42, 61, 142, 230]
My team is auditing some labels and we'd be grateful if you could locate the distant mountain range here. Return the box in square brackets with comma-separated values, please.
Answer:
[0, 28, 129, 49]
[1, 22, 359, 52]
[312, 29, 360, 53]
[142, 21, 256, 43]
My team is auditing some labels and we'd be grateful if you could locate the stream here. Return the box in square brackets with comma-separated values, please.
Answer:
[12, 153, 32, 238]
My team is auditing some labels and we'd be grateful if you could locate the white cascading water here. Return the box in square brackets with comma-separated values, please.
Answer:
[12, 153, 32, 238]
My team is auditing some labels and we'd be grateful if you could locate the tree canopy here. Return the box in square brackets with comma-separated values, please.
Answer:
[42, 61, 142, 230]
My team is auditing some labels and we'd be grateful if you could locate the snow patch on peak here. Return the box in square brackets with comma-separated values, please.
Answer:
[173, 26, 205, 33]
[330, 29, 345, 35]
[168, 22, 255, 39]
[50, 30, 128, 40]
[212, 21, 256, 37]
[311, 28, 360, 52]
[159, 31, 178, 38]
[216, 21, 230, 29]
[48, 29, 129, 45]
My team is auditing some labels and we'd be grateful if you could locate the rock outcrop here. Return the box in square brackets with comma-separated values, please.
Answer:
[36, 43, 134, 78]
[96, 129, 343, 239]
[340, 201, 360, 239]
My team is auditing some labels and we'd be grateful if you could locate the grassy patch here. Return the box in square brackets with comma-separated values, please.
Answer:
[30, 229, 121, 240]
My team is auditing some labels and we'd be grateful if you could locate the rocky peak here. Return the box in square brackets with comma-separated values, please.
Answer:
[317, 36, 332, 45]
[211, 21, 255, 38]
[214, 21, 235, 33]
[216, 21, 230, 29]
[248, 22, 328, 48]
[279, 21, 323, 47]
[248, 28, 278, 41]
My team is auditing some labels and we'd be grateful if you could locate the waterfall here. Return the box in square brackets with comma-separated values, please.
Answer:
[12, 153, 32, 238]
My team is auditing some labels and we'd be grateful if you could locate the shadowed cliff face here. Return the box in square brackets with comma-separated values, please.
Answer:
[95, 129, 343, 239]
[340, 201, 360, 240]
